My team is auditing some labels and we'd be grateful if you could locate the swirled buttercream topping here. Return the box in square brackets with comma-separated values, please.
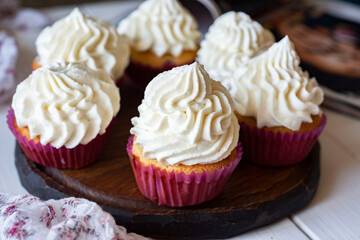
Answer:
[197, 11, 274, 90]
[130, 62, 239, 166]
[12, 62, 120, 149]
[35, 8, 130, 80]
[232, 36, 324, 131]
[118, 0, 201, 57]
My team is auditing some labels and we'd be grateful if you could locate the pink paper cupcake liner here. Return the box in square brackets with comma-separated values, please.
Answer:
[127, 135, 243, 207]
[126, 59, 196, 91]
[239, 114, 327, 166]
[7, 108, 113, 169]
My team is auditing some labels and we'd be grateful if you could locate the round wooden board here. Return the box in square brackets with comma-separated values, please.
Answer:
[15, 84, 320, 239]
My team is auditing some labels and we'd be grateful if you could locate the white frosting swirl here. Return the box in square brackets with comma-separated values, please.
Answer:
[118, 0, 201, 57]
[36, 8, 130, 80]
[197, 11, 274, 90]
[130, 62, 239, 166]
[12, 62, 120, 149]
[232, 36, 324, 131]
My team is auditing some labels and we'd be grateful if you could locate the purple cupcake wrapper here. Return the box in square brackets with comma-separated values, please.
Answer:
[126, 135, 243, 207]
[239, 114, 327, 166]
[126, 59, 196, 91]
[7, 108, 113, 169]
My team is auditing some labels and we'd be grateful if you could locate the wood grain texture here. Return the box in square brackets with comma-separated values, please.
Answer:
[15, 84, 321, 239]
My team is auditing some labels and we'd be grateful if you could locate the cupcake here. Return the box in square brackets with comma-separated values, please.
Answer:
[33, 8, 130, 86]
[127, 62, 242, 207]
[8, 62, 120, 169]
[197, 11, 274, 91]
[118, 0, 201, 90]
[231, 36, 326, 166]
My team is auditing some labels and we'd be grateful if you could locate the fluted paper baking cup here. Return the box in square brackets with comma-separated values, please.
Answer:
[127, 135, 243, 207]
[7, 108, 113, 169]
[126, 59, 196, 91]
[239, 114, 326, 166]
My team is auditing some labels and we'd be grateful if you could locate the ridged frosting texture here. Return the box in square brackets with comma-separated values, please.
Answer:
[130, 62, 239, 166]
[197, 11, 274, 90]
[35, 8, 130, 80]
[12, 62, 120, 149]
[232, 36, 324, 131]
[118, 0, 201, 57]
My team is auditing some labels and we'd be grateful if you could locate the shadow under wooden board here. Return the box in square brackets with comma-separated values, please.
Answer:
[15, 84, 321, 239]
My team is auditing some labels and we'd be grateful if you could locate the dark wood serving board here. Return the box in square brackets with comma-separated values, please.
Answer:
[15, 84, 321, 239]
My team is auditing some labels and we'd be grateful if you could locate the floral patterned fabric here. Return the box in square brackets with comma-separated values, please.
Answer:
[0, 193, 148, 240]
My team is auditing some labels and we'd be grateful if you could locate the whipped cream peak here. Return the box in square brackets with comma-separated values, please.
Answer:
[211, 11, 272, 53]
[197, 11, 274, 93]
[68, 7, 84, 21]
[36, 8, 130, 80]
[131, 62, 239, 166]
[12, 62, 120, 149]
[118, 0, 201, 57]
[232, 36, 324, 131]
[262, 35, 301, 76]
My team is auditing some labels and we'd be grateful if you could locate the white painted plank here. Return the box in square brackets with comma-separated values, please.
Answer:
[321, 109, 360, 162]
[228, 219, 308, 240]
[0, 104, 27, 195]
[291, 111, 360, 240]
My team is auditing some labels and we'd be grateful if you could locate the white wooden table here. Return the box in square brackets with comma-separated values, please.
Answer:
[1, 1, 359, 239]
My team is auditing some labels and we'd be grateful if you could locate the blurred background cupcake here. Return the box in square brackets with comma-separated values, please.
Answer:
[197, 11, 274, 91]
[8, 62, 120, 168]
[231, 36, 326, 166]
[127, 62, 242, 207]
[118, 0, 202, 91]
[33, 8, 129, 86]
